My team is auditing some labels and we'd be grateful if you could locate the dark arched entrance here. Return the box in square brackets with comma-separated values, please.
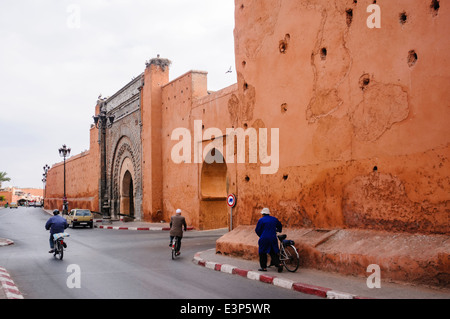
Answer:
[200, 148, 228, 230]
[121, 170, 134, 217]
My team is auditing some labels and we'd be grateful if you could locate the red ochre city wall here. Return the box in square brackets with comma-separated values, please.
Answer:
[44, 0, 449, 235]
[230, 0, 449, 235]
[45, 126, 100, 212]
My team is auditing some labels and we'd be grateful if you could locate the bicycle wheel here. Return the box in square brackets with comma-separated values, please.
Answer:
[282, 245, 299, 272]
[172, 237, 181, 259]
[171, 238, 177, 260]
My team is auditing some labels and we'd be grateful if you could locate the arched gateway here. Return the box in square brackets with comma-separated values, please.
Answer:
[102, 74, 144, 221]
[119, 159, 135, 217]
[109, 135, 142, 220]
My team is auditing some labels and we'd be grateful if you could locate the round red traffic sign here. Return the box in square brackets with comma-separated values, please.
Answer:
[227, 194, 236, 208]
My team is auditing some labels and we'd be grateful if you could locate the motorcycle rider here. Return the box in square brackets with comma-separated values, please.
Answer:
[45, 209, 68, 253]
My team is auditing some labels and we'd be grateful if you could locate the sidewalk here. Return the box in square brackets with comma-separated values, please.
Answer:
[193, 248, 450, 299]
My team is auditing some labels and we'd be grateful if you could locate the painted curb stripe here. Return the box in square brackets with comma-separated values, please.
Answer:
[192, 252, 371, 299]
[0, 239, 14, 246]
[0, 267, 24, 299]
[293, 283, 330, 298]
[96, 225, 194, 231]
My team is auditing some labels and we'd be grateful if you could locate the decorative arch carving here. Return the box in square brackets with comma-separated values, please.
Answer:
[109, 135, 142, 219]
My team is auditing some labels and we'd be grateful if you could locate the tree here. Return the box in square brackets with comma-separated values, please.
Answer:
[0, 172, 11, 188]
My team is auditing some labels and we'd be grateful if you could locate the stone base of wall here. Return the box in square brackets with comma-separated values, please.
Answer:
[216, 226, 450, 288]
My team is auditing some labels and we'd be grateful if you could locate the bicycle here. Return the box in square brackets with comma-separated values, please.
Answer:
[53, 233, 69, 260]
[171, 236, 181, 260]
[277, 234, 300, 272]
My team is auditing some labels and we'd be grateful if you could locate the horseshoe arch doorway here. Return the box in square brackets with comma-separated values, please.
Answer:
[119, 157, 135, 218]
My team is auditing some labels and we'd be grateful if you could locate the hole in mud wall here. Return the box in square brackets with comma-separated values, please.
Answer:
[430, 0, 440, 16]
[243, 82, 249, 90]
[279, 40, 287, 54]
[359, 74, 371, 90]
[373, 166, 378, 172]
[242, 61, 246, 68]
[346, 9, 353, 26]
[243, 123, 248, 129]
[320, 48, 327, 60]
[281, 103, 288, 114]
[245, 175, 250, 182]
[399, 12, 407, 24]
[408, 50, 418, 67]
[279, 34, 290, 54]
[283, 175, 288, 181]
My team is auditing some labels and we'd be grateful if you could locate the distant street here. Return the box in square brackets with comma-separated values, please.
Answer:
[0, 207, 315, 299]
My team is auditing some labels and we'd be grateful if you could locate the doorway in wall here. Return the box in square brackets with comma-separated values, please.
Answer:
[121, 170, 134, 217]
[200, 148, 228, 230]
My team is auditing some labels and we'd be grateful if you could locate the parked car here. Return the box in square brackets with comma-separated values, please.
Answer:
[66, 209, 94, 228]
[9, 203, 18, 209]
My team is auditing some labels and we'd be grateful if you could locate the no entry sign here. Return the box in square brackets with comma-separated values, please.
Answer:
[227, 193, 236, 208]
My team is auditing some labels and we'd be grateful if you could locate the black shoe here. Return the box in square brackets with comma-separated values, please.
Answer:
[277, 265, 283, 273]
[49, 249, 54, 253]
[258, 268, 267, 272]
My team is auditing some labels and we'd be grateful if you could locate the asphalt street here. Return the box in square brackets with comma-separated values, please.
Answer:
[0, 206, 317, 299]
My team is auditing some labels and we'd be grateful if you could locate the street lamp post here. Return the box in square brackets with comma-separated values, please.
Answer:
[42, 164, 50, 208]
[93, 101, 115, 224]
[58, 145, 71, 214]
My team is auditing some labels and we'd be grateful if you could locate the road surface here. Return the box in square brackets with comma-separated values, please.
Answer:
[0, 206, 317, 300]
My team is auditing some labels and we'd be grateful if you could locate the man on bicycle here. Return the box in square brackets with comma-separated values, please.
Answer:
[169, 208, 187, 256]
[45, 209, 68, 253]
[255, 207, 283, 272]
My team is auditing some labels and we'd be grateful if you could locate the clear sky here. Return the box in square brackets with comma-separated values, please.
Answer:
[0, 0, 236, 189]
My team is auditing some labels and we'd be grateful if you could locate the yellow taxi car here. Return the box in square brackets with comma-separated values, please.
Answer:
[66, 209, 94, 228]
[9, 202, 18, 209]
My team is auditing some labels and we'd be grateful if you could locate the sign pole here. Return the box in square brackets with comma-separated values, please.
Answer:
[227, 193, 236, 232]
[230, 206, 232, 232]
